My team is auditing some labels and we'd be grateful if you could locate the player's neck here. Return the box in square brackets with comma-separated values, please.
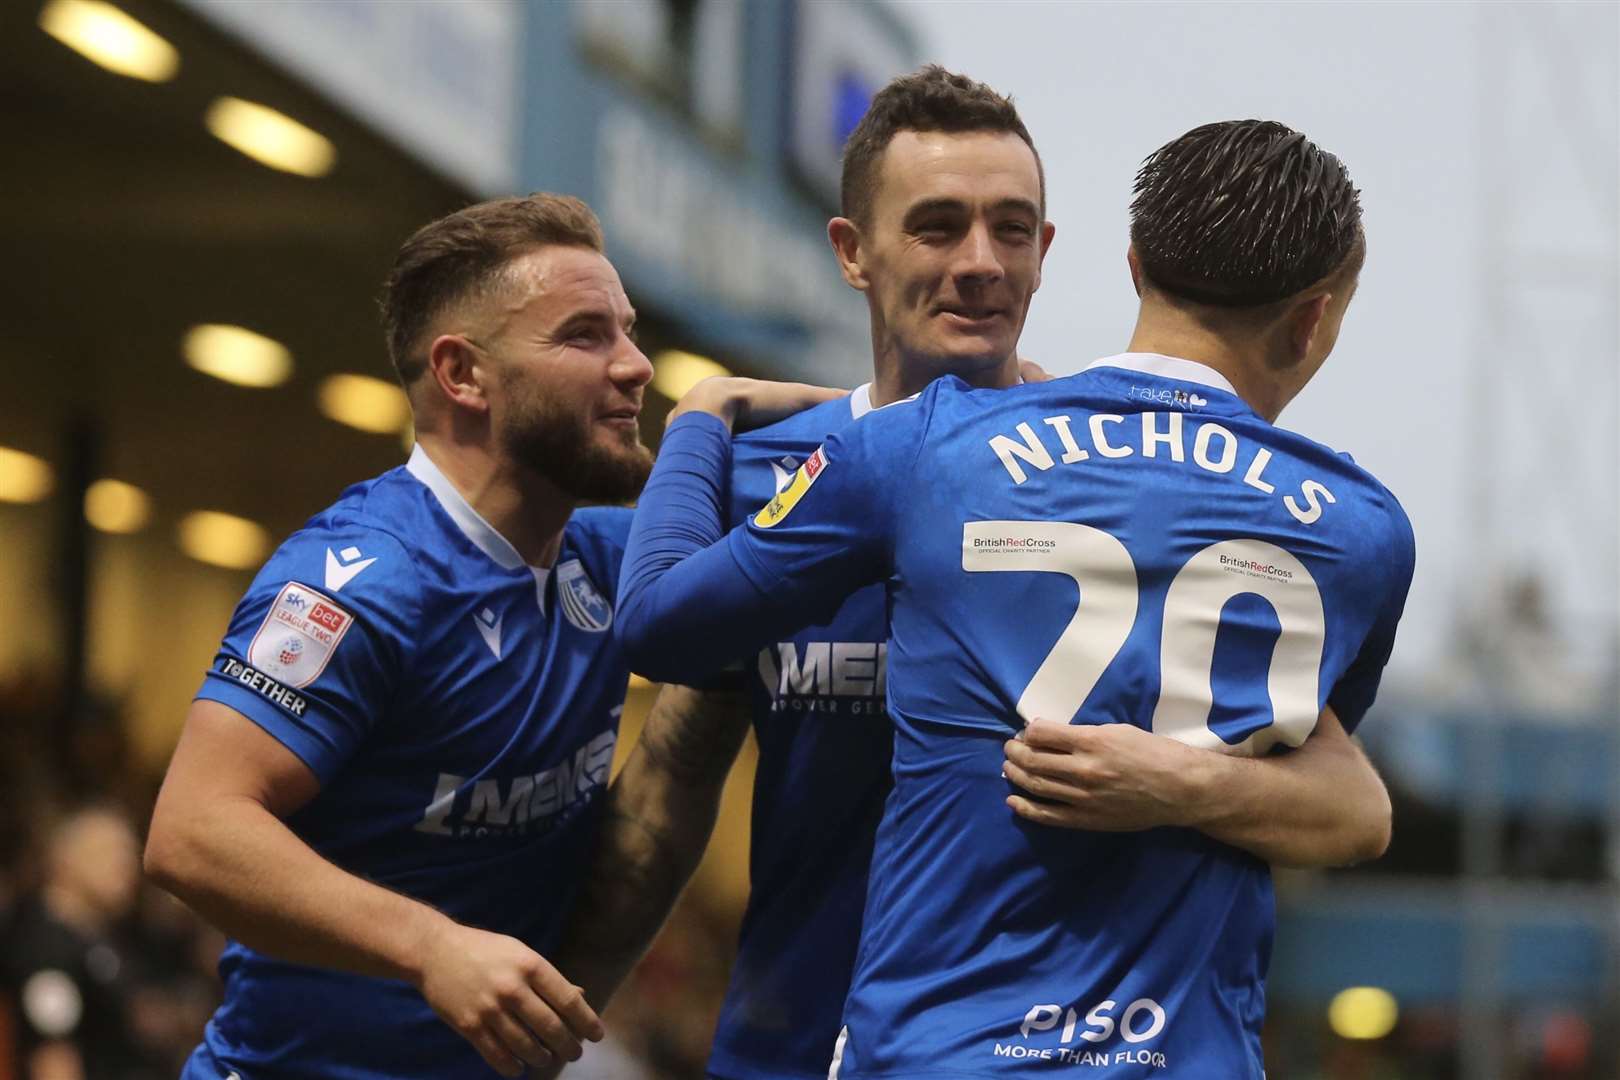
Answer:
[1126, 314, 1287, 423]
[413, 434, 570, 568]
[870, 351, 1020, 408]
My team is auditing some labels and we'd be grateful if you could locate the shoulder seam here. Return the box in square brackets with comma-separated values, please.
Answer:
[318, 510, 428, 677]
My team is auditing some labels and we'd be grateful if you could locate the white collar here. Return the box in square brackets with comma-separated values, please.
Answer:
[849, 383, 874, 420]
[406, 445, 551, 607]
[1083, 352, 1238, 396]
[850, 370, 1021, 420]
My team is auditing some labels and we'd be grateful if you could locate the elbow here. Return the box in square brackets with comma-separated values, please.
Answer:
[617, 640, 664, 685]
[613, 591, 659, 675]
[1339, 787, 1393, 867]
[1358, 790, 1394, 864]
[143, 804, 201, 899]
[614, 616, 671, 684]
[614, 599, 704, 686]
[142, 825, 180, 894]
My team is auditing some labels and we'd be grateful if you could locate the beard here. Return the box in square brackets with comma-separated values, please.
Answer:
[501, 392, 653, 504]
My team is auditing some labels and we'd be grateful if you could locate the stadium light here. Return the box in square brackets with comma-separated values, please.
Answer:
[84, 478, 151, 533]
[184, 323, 294, 388]
[0, 446, 54, 504]
[177, 510, 270, 570]
[1327, 986, 1398, 1041]
[651, 349, 731, 401]
[317, 374, 411, 435]
[204, 96, 336, 178]
[38, 0, 180, 83]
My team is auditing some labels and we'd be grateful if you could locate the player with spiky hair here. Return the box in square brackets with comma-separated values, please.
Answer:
[614, 117, 1412, 1077]
[1130, 119, 1364, 309]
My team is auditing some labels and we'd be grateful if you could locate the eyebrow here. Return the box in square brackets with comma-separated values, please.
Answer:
[555, 308, 636, 335]
[556, 310, 608, 329]
[903, 196, 1041, 222]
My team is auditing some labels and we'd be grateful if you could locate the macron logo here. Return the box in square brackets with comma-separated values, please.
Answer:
[474, 606, 503, 660]
[324, 546, 377, 592]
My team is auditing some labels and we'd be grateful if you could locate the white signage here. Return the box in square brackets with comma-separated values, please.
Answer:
[179, 0, 521, 195]
[598, 105, 868, 384]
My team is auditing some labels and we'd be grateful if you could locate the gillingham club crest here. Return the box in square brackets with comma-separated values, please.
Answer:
[557, 559, 612, 633]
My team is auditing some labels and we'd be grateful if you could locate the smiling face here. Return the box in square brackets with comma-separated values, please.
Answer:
[480, 246, 654, 502]
[844, 130, 1052, 382]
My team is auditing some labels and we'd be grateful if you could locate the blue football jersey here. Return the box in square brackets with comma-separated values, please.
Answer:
[709, 387, 894, 1080]
[618, 353, 1414, 1078]
[188, 446, 632, 1079]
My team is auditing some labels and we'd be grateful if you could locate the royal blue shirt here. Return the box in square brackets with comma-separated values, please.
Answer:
[708, 387, 894, 1080]
[189, 446, 632, 1079]
[617, 354, 1414, 1078]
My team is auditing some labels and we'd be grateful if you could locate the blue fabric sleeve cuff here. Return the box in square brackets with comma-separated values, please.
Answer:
[195, 672, 341, 785]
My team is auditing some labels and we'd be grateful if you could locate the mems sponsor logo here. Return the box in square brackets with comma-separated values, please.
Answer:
[993, 996, 1169, 1069]
[757, 641, 887, 714]
[414, 729, 617, 839]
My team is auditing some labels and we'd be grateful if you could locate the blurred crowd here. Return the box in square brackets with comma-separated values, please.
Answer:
[0, 672, 220, 1080]
[0, 672, 737, 1080]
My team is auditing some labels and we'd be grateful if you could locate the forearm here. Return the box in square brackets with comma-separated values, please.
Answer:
[1183, 717, 1391, 868]
[553, 686, 750, 1007]
[617, 415, 792, 681]
[146, 793, 449, 984]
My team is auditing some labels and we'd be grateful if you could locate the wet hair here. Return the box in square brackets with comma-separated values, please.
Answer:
[840, 64, 1044, 226]
[380, 193, 605, 385]
[1129, 120, 1362, 307]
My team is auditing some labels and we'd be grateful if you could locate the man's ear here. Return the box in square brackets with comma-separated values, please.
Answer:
[1126, 245, 1144, 298]
[827, 217, 870, 292]
[427, 335, 491, 414]
[1030, 220, 1057, 292]
[1287, 292, 1333, 365]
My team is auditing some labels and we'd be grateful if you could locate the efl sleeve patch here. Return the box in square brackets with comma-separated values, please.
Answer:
[246, 582, 355, 688]
[753, 447, 827, 529]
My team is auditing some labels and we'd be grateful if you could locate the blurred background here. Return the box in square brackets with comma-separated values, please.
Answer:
[0, 1, 1613, 1077]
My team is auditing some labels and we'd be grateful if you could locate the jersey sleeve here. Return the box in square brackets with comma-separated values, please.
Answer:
[1327, 493, 1416, 733]
[617, 400, 929, 684]
[195, 523, 422, 784]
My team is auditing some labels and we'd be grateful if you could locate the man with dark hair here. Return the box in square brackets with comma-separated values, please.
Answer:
[561, 74, 1394, 1079]
[612, 117, 1412, 1077]
[145, 193, 746, 1078]
[838, 64, 1045, 230]
[1128, 120, 1364, 310]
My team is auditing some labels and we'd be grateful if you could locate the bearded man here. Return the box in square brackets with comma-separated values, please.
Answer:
[146, 194, 729, 1079]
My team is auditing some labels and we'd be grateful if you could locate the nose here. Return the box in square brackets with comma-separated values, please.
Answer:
[611, 333, 654, 391]
[955, 220, 1004, 286]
